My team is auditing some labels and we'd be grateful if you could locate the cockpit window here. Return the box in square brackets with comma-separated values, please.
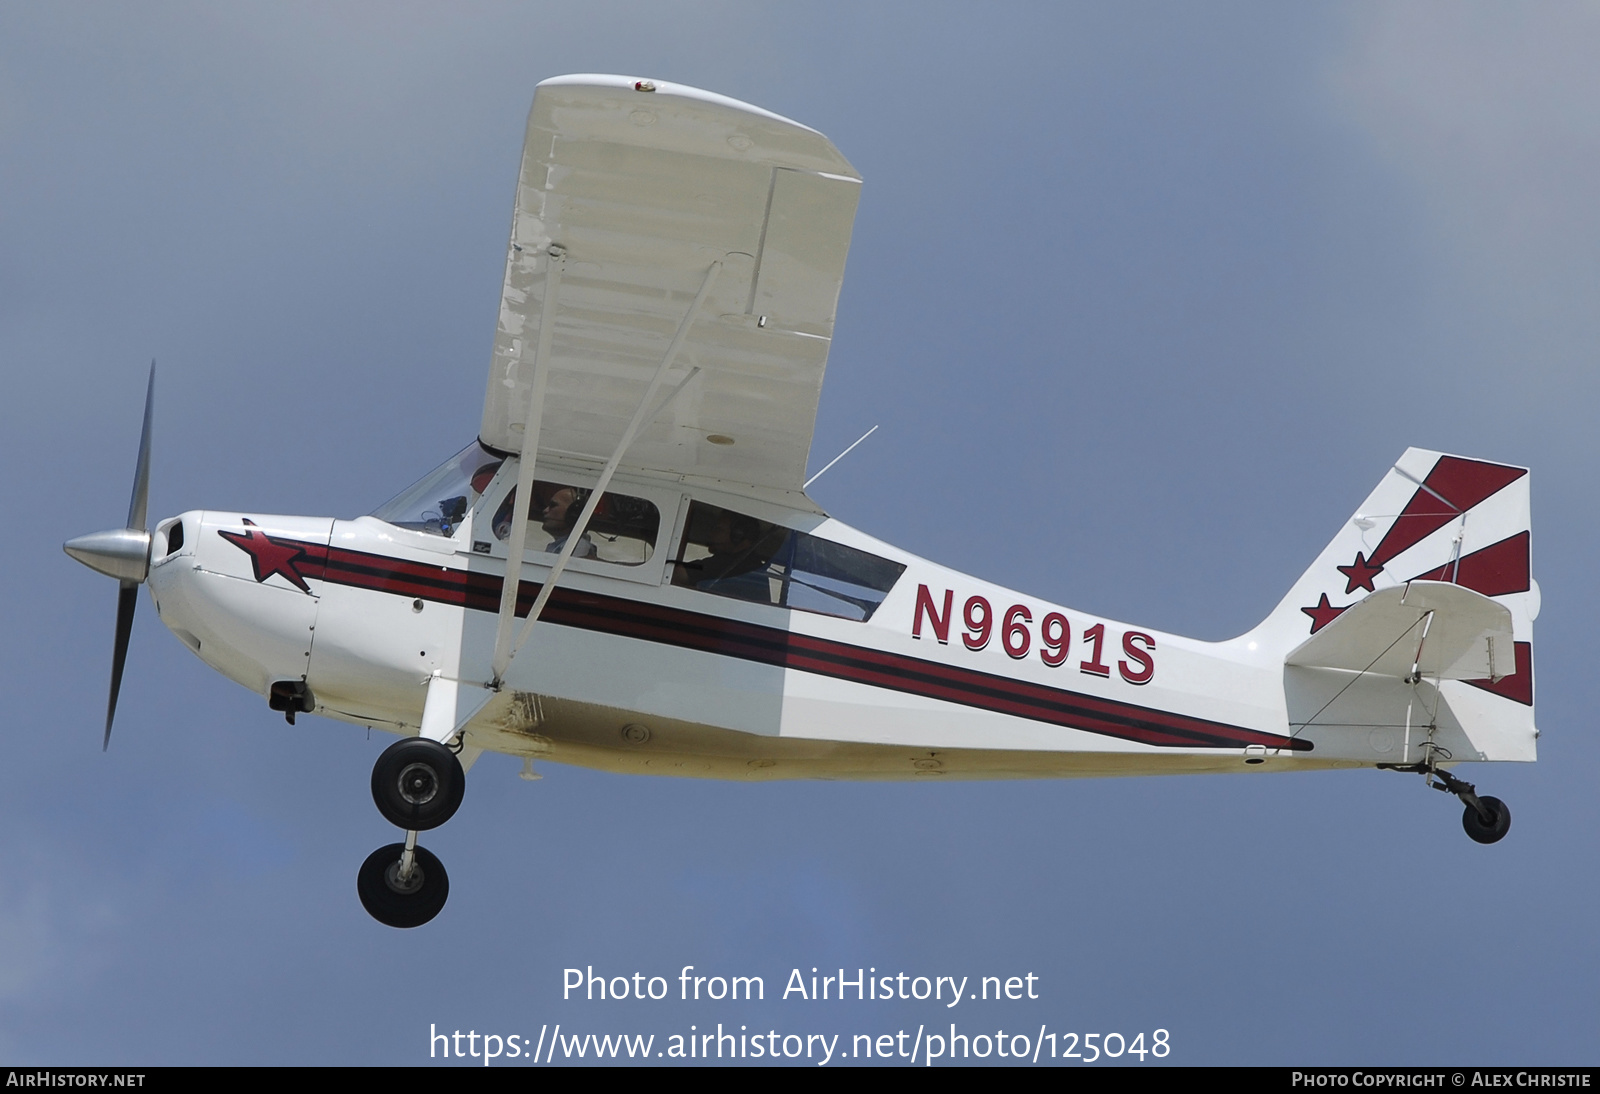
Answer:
[493, 481, 660, 566]
[371, 443, 503, 537]
[671, 502, 905, 621]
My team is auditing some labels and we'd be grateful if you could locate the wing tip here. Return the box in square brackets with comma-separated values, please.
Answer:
[530, 73, 858, 179]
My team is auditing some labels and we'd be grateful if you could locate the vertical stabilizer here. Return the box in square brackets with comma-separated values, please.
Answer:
[1248, 449, 1536, 763]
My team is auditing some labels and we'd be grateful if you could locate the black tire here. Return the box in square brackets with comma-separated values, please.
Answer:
[357, 842, 449, 928]
[1463, 795, 1511, 844]
[371, 737, 465, 831]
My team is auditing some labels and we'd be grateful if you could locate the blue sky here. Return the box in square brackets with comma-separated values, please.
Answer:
[3, 2, 1597, 1065]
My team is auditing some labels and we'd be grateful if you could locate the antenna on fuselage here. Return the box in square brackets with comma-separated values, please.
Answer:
[804, 424, 878, 490]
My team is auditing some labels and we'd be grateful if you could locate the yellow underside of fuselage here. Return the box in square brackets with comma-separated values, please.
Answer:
[459, 690, 1363, 782]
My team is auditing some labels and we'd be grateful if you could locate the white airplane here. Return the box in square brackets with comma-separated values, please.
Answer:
[65, 76, 1537, 928]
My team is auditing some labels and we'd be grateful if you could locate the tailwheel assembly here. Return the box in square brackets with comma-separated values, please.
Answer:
[1381, 758, 1512, 845]
[1430, 767, 1511, 845]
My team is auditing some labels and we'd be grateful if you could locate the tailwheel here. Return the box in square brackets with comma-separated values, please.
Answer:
[371, 736, 465, 830]
[1379, 761, 1513, 845]
[1462, 795, 1511, 845]
[357, 840, 449, 928]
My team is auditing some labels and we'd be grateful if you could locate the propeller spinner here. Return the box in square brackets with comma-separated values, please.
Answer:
[64, 363, 155, 749]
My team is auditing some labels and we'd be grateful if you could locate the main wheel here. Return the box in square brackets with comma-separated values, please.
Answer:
[371, 737, 465, 830]
[1462, 795, 1511, 844]
[357, 842, 449, 928]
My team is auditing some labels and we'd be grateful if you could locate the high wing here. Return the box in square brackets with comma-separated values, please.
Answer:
[479, 74, 862, 498]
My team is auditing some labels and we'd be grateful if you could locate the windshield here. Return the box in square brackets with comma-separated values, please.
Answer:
[370, 443, 504, 536]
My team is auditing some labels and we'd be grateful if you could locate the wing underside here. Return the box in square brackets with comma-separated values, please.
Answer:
[479, 75, 862, 496]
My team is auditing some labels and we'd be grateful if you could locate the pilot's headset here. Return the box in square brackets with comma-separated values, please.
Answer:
[563, 488, 593, 529]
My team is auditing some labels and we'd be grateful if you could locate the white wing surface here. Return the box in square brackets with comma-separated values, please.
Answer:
[479, 75, 862, 496]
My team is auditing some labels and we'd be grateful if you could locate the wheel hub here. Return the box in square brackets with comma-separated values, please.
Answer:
[384, 859, 426, 895]
[397, 762, 439, 805]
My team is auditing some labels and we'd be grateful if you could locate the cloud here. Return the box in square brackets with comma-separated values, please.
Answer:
[1330, 5, 1600, 330]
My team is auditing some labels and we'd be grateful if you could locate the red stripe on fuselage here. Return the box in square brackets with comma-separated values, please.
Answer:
[287, 535, 1309, 753]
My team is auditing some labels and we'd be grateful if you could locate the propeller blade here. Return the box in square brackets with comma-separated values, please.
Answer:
[126, 362, 154, 532]
[105, 582, 139, 750]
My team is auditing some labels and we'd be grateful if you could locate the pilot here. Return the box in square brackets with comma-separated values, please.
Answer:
[677, 509, 777, 602]
[541, 486, 598, 560]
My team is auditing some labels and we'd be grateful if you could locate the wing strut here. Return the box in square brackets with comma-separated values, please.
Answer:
[488, 252, 565, 681]
[489, 259, 722, 687]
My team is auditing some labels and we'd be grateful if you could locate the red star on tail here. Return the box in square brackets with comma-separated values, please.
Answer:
[1301, 593, 1348, 634]
[1337, 551, 1384, 594]
[218, 519, 313, 593]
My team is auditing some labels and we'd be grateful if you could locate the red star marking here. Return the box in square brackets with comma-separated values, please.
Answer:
[1337, 551, 1384, 594]
[218, 519, 313, 593]
[1301, 593, 1348, 634]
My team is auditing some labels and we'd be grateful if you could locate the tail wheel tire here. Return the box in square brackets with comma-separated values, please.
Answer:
[371, 737, 465, 830]
[357, 843, 449, 928]
[1462, 796, 1511, 844]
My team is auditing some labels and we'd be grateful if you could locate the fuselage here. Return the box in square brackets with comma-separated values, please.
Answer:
[143, 442, 1539, 780]
[143, 450, 1401, 783]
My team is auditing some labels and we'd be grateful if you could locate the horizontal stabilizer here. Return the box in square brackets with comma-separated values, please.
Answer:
[1285, 580, 1513, 682]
